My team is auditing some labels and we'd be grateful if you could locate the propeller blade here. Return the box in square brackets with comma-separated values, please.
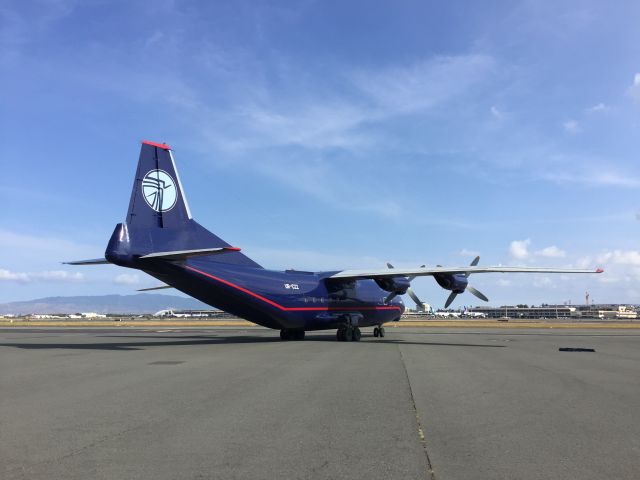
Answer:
[465, 256, 480, 277]
[385, 292, 398, 304]
[444, 291, 458, 308]
[407, 287, 424, 308]
[467, 286, 489, 302]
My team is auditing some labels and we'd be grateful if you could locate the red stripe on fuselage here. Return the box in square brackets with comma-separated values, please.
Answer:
[184, 265, 402, 312]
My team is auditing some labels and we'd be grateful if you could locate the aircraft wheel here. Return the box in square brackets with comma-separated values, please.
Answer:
[373, 327, 379, 337]
[353, 327, 361, 342]
[344, 328, 353, 342]
[280, 329, 289, 340]
[337, 328, 345, 342]
[379, 327, 386, 338]
[295, 331, 305, 340]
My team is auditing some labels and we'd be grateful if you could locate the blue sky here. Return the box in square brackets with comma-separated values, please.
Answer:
[1, 0, 639, 307]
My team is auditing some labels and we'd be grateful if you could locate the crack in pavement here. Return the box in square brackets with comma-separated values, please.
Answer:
[398, 345, 436, 480]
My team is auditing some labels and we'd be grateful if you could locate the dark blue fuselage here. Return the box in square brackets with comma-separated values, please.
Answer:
[138, 258, 404, 330]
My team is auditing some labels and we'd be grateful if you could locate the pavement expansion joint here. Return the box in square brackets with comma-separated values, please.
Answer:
[399, 345, 436, 480]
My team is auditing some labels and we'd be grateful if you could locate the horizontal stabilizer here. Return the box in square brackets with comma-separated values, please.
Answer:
[137, 284, 174, 292]
[139, 246, 241, 261]
[63, 258, 110, 265]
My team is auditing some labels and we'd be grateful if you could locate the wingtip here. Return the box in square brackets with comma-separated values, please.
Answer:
[596, 268, 604, 273]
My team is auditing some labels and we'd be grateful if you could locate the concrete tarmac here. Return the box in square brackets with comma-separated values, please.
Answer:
[1, 327, 639, 479]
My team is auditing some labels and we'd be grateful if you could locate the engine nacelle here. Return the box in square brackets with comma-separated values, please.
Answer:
[433, 273, 468, 293]
[375, 276, 411, 295]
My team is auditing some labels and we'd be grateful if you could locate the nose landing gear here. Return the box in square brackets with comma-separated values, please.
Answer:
[373, 326, 386, 338]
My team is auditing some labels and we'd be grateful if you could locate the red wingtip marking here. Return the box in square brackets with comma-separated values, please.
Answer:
[142, 140, 172, 150]
[596, 268, 604, 273]
[225, 247, 241, 252]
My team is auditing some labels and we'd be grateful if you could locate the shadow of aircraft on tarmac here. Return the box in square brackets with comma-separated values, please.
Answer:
[0, 333, 506, 351]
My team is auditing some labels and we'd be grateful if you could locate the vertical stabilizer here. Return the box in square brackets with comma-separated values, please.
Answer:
[105, 141, 262, 268]
[127, 141, 191, 228]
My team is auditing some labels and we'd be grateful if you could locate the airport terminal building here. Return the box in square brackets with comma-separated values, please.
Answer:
[466, 304, 638, 320]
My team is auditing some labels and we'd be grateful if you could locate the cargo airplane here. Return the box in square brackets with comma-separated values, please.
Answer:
[66, 141, 603, 341]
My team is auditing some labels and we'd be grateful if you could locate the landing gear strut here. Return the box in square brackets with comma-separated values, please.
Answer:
[373, 326, 386, 338]
[280, 329, 305, 341]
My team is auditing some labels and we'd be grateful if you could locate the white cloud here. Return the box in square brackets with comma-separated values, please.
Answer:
[0, 269, 29, 282]
[585, 103, 608, 113]
[490, 106, 503, 119]
[596, 249, 640, 266]
[509, 239, 530, 260]
[0, 269, 84, 283]
[563, 120, 581, 134]
[35, 271, 84, 281]
[536, 246, 566, 258]
[541, 170, 640, 188]
[114, 273, 140, 285]
[576, 250, 640, 287]
[178, 54, 496, 219]
[628, 73, 640, 102]
[216, 54, 496, 153]
[351, 54, 495, 116]
[459, 248, 480, 257]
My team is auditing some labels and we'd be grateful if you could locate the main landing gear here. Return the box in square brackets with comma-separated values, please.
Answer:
[337, 326, 362, 342]
[336, 313, 364, 342]
[373, 326, 386, 338]
[280, 329, 305, 341]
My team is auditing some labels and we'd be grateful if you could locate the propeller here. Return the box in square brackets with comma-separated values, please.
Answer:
[443, 256, 489, 308]
[386, 263, 427, 310]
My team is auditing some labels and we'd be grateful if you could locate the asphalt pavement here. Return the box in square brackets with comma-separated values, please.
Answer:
[1, 327, 639, 479]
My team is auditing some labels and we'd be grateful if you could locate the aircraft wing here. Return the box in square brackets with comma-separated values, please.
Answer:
[330, 266, 603, 280]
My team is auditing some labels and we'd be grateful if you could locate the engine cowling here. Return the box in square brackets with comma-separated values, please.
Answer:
[434, 273, 468, 293]
[375, 276, 411, 295]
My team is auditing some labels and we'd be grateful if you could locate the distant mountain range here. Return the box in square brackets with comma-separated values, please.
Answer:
[0, 294, 212, 315]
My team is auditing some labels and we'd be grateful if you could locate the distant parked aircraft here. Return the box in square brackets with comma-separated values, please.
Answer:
[462, 310, 487, 318]
[66, 141, 603, 341]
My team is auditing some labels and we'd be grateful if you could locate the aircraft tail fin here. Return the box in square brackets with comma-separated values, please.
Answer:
[127, 140, 191, 228]
[104, 141, 261, 269]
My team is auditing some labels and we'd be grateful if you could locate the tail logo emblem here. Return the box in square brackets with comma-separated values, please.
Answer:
[142, 169, 178, 212]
